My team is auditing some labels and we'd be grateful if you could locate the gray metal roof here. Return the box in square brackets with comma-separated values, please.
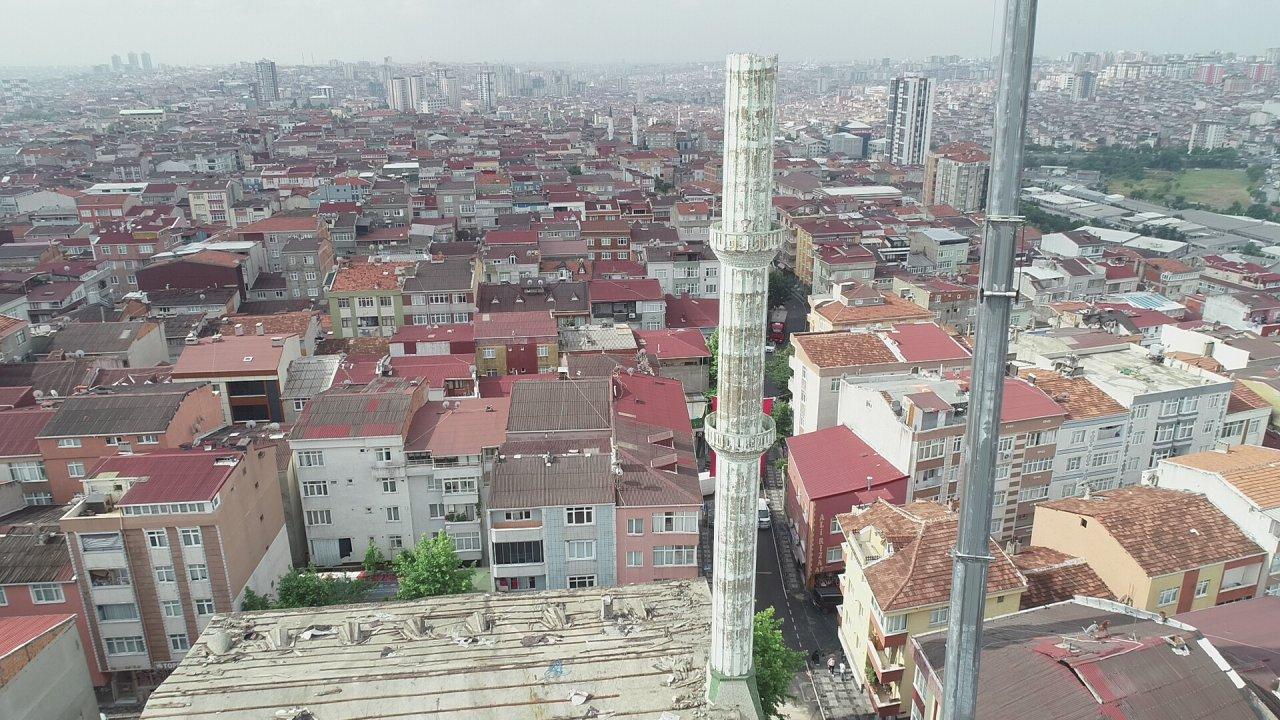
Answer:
[0, 533, 72, 584]
[489, 452, 615, 509]
[281, 354, 341, 400]
[506, 378, 612, 434]
[38, 383, 208, 438]
[44, 321, 157, 355]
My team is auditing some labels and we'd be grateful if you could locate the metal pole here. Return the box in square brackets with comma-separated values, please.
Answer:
[941, 1, 1037, 719]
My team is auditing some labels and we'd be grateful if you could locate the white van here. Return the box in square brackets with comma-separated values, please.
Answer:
[757, 498, 771, 529]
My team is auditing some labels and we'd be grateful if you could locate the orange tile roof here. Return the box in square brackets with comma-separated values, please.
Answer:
[1039, 487, 1266, 576]
[813, 292, 933, 327]
[1012, 546, 1114, 609]
[1162, 445, 1280, 510]
[330, 261, 412, 292]
[837, 501, 1025, 611]
[1228, 381, 1269, 414]
[1020, 369, 1125, 420]
[793, 331, 897, 368]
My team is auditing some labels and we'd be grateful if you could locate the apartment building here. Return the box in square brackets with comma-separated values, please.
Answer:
[473, 310, 559, 377]
[588, 279, 666, 330]
[1014, 335, 1236, 485]
[811, 243, 876, 294]
[171, 334, 302, 424]
[793, 218, 860, 287]
[402, 256, 479, 326]
[36, 383, 226, 503]
[185, 179, 242, 226]
[280, 235, 334, 301]
[232, 214, 328, 276]
[790, 323, 971, 435]
[643, 244, 718, 298]
[836, 501, 1025, 718]
[580, 220, 631, 261]
[1031, 487, 1267, 613]
[922, 142, 989, 213]
[784, 425, 907, 589]
[808, 283, 934, 333]
[907, 228, 970, 276]
[837, 372, 1068, 541]
[1151, 445, 1280, 597]
[327, 261, 413, 339]
[290, 378, 429, 566]
[891, 276, 979, 335]
[1021, 369, 1129, 501]
[0, 406, 54, 508]
[59, 447, 289, 695]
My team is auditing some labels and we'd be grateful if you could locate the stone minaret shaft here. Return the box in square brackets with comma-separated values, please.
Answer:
[706, 53, 780, 698]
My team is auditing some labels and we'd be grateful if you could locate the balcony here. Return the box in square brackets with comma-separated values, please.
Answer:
[868, 643, 905, 685]
[869, 612, 907, 650]
[863, 670, 902, 718]
[490, 520, 543, 544]
[491, 561, 547, 579]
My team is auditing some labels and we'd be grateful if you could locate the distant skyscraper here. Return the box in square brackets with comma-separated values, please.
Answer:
[111, 54, 123, 72]
[1069, 71, 1097, 101]
[141, 52, 153, 72]
[1189, 120, 1226, 153]
[255, 59, 280, 103]
[478, 69, 494, 112]
[127, 51, 139, 69]
[387, 75, 425, 112]
[886, 75, 934, 165]
[923, 143, 990, 212]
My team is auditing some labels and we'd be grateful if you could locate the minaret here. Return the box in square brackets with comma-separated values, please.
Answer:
[704, 53, 779, 717]
[631, 110, 640, 147]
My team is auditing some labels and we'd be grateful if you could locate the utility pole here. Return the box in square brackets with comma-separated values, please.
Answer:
[941, 1, 1037, 719]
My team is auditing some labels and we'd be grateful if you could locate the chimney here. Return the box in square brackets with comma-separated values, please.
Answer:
[255, 322, 265, 335]
[271, 336, 285, 347]
[234, 323, 244, 336]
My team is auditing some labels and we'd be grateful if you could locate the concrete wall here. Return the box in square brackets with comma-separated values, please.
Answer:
[0, 621, 98, 720]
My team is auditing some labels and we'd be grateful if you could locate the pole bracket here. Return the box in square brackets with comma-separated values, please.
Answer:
[952, 550, 995, 564]
[979, 289, 1017, 299]
[986, 214, 1025, 224]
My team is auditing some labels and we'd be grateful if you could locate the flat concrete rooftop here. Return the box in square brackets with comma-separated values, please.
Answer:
[141, 580, 741, 720]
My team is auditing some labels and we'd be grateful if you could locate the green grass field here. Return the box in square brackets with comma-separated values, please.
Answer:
[1107, 169, 1253, 210]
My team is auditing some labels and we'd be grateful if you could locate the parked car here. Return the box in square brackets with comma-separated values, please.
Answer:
[810, 584, 843, 612]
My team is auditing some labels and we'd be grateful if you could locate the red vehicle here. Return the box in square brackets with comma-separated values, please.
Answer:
[768, 306, 788, 344]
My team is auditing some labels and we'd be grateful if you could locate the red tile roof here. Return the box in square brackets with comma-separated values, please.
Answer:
[329, 261, 412, 292]
[0, 615, 75, 660]
[634, 328, 710, 360]
[107, 450, 240, 504]
[473, 310, 557, 340]
[172, 334, 295, 376]
[665, 295, 719, 329]
[589, 278, 664, 303]
[404, 396, 510, 456]
[0, 407, 54, 457]
[787, 425, 907, 502]
[886, 322, 970, 363]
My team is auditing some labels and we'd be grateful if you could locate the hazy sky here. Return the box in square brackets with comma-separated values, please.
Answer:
[5, 0, 1277, 67]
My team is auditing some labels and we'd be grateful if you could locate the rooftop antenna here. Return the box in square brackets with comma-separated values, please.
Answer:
[941, 2, 1038, 720]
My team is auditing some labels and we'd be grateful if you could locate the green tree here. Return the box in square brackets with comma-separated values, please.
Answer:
[567, 165, 583, 176]
[240, 587, 271, 611]
[753, 608, 805, 719]
[363, 544, 388, 574]
[1243, 242, 1266, 257]
[1246, 165, 1265, 184]
[768, 268, 799, 311]
[394, 533, 475, 599]
[1246, 203, 1275, 220]
[771, 401, 793, 440]
[765, 346, 794, 399]
[274, 567, 368, 609]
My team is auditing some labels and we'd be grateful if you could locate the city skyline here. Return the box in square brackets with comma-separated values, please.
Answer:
[2, 0, 1278, 68]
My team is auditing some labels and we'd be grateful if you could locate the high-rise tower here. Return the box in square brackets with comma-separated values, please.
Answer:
[704, 53, 779, 719]
[255, 59, 280, 103]
[886, 74, 935, 165]
[478, 68, 494, 112]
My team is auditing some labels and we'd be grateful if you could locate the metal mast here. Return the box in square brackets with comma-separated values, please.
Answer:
[704, 53, 779, 717]
[941, 1, 1037, 719]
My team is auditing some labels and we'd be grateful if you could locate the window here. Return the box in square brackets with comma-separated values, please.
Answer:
[357, 297, 375, 308]
[450, 531, 482, 552]
[96, 603, 139, 622]
[80, 533, 123, 552]
[30, 584, 64, 604]
[1161, 399, 1180, 417]
[302, 481, 328, 497]
[566, 506, 594, 525]
[188, 563, 209, 581]
[374, 447, 393, 462]
[1097, 425, 1122, 440]
[169, 634, 190, 652]
[1175, 423, 1194, 440]
[385, 506, 401, 522]
[652, 512, 698, 533]
[537, 345, 550, 358]
[566, 539, 595, 560]
[830, 517, 841, 535]
[305, 271, 317, 281]
[388, 534, 404, 550]
[568, 575, 597, 589]
[1066, 457, 1082, 472]
[1069, 430, 1087, 445]
[653, 545, 697, 566]
[138, 434, 158, 445]
[57, 438, 81, 448]
[161, 600, 183, 618]
[627, 518, 643, 535]
[881, 612, 907, 634]
[1024, 458, 1052, 474]
[104, 636, 145, 655]
[382, 479, 398, 494]
[379, 296, 393, 307]
[1026, 430, 1055, 447]
[1059, 483, 1077, 498]
[100, 245, 111, 255]
[155, 566, 176, 583]
[994, 465, 1011, 481]
[146, 529, 168, 548]
[23, 492, 52, 505]
[194, 599, 215, 615]
[952, 436, 963, 454]
[1195, 580, 1210, 598]
[826, 546, 842, 564]
[337, 298, 351, 308]
[1018, 486, 1050, 502]
[918, 438, 945, 460]
[997, 436, 1015, 454]
[626, 551, 643, 567]
[427, 503, 445, 519]
[929, 606, 950, 626]
[1091, 451, 1120, 467]
[293, 399, 307, 412]
[1155, 424, 1175, 443]
[1180, 397, 1199, 414]
[180, 528, 202, 546]
[1158, 587, 1179, 606]
[67, 461, 86, 478]
[297, 450, 325, 467]
[305, 509, 332, 526]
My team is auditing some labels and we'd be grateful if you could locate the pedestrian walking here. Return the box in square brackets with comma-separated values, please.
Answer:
[838, 661, 846, 680]
[827, 655, 836, 676]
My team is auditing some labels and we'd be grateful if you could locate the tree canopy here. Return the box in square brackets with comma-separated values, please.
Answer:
[753, 608, 805, 719]
[394, 532, 476, 600]
[238, 567, 369, 611]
